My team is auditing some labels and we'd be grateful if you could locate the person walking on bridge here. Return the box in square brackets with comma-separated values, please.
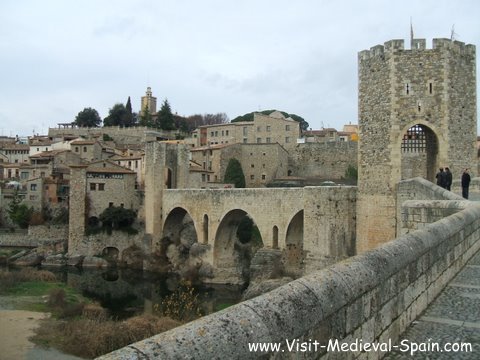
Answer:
[445, 167, 452, 191]
[436, 168, 447, 188]
[461, 168, 471, 199]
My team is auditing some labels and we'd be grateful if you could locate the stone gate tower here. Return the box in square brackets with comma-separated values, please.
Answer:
[357, 38, 476, 253]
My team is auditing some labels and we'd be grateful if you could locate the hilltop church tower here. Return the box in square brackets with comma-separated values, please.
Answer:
[141, 86, 157, 115]
[357, 38, 476, 253]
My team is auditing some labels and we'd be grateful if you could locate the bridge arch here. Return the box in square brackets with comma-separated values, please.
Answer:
[214, 209, 263, 282]
[284, 210, 304, 274]
[162, 207, 198, 245]
[102, 246, 119, 262]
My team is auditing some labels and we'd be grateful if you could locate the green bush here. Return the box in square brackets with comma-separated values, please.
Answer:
[99, 206, 136, 229]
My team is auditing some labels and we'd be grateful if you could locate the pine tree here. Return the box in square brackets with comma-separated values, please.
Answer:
[139, 105, 153, 127]
[157, 99, 176, 130]
[124, 96, 134, 127]
[224, 158, 246, 188]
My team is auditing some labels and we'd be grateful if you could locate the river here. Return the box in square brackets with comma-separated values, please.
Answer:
[0, 265, 244, 359]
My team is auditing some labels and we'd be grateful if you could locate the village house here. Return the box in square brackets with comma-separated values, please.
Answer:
[194, 111, 301, 151]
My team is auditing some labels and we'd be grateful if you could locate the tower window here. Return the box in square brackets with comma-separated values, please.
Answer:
[429, 82, 433, 94]
[405, 83, 410, 95]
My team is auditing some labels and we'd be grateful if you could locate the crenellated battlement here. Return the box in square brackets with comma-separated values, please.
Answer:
[359, 38, 475, 60]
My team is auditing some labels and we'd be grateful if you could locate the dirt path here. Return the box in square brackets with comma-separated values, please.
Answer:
[0, 309, 48, 360]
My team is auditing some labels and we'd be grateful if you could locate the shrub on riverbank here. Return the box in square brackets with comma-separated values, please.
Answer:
[33, 314, 181, 358]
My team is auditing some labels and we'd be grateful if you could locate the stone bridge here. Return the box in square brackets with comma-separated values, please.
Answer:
[148, 186, 356, 283]
[99, 177, 480, 359]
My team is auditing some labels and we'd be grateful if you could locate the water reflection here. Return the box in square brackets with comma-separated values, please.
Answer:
[47, 267, 243, 320]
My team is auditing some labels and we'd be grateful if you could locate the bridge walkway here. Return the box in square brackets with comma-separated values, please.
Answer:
[386, 191, 480, 359]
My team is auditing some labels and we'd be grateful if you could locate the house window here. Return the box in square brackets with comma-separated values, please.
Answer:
[75, 147, 79, 152]
[211, 131, 214, 137]
[250, 175, 254, 180]
[83, 146, 87, 152]
[30, 184, 37, 191]
[225, 130, 229, 136]
[251, 164, 254, 168]
[243, 138, 248, 143]
[266, 137, 271, 143]
[215, 131, 218, 136]
[202, 174, 206, 182]
[257, 138, 261, 143]
[243, 127, 248, 136]
[109, 202, 113, 207]
[262, 174, 266, 180]
[90, 183, 96, 191]
[45, 185, 49, 190]
[266, 126, 271, 132]
[257, 126, 261, 132]
[98, 183, 105, 191]
[285, 137, 290, 143]
[286, 125, 290, 131]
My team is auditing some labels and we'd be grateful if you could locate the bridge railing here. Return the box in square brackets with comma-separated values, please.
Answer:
[98, 199, 480, 359]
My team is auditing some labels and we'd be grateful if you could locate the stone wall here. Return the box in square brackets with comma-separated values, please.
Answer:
[70, 230, 145, 258]
[396, 177, 464, 237]
[98, 191, 480, 360]
[289, 141, 357, 180]
[400, 199, 470, 235]
[0, 225, 67, 247]
[48, 126, 178, 144]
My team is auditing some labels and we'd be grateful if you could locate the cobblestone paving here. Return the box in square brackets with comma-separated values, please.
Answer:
[385, 251, 480, 359]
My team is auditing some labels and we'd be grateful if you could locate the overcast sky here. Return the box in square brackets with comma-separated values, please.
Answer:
[1, 0, 479, 137]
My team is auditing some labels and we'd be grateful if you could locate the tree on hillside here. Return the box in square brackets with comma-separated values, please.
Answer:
[75, 107, 102, 127]
[231, 110, 309, 131]
[157, 99, 176, 130]
[224, 158, 245, 188]
[103, 103, 128, 127]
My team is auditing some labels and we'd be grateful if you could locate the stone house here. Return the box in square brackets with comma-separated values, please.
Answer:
[195, 111, 300, 151]
[0, 143, 30, 163]
[84, 160, 139, 219]
[70, 140, 103, 162]
[29, 137, 53, 156]
[110, 152, 145, 189]
[190, 142, 289, 188]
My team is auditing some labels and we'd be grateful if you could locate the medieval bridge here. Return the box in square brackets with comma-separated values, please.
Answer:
[148, 186, 357, 282]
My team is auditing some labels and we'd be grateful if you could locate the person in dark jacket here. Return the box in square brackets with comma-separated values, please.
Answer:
[445, 167, 452, 191]
[436, 168, 447, 188]
[461, 168, 471, 199]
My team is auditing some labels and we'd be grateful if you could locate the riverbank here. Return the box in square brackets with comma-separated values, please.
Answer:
[0, 296, 83, 360]
[0, 309, 47, 360]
